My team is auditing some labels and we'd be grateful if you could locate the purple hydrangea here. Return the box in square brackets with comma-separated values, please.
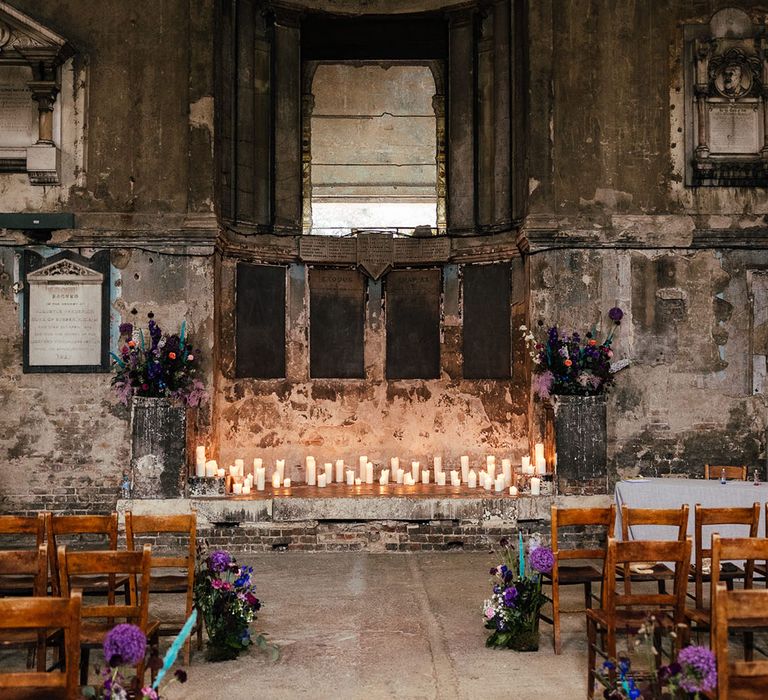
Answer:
[608, 307, 624, 323]
[103, 623, 147, 666]
[529, 546, 555, 574]
[677, 645, 717, 693]
[208, 549, 232, 573]
[118, 322, 133, 337]
[503, 586, 518, 607]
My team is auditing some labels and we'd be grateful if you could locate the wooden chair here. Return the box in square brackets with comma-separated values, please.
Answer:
[541, 505, 616, 655]
[586, 537, 692, 699]
[0, 591, 81, 700]
[57, 544, 159, 686]
[713, 584, 768, 699]
[0, 545, 50, 671]
[619, 504, 689, 594]
[688, 503, 760, 634]
[125, 511, 199, 664]
[704, 464, 747, 481]
[0, 514, 47, 596]
[46, 513, 127, 599]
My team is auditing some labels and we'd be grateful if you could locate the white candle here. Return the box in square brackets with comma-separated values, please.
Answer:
[483, 473, 493, 491]
[256, 468, 266, 491]
[494, 475, 505, 492]
[276, 459, 285, 482]
[530, 477, 541, 496]
[242, 482, 251, 495]
[460, 455, 469, 482]
[233, 482, 243, 495]
[379, 470, 389, 486]
[468, 469, 477, 488]
[272, 471, 281, 488]
[283, 478, 291, 488]
[554, 452, 558, 468]
[195, 446, 206, 477]
[335, 460, 345, 483]
[346, 470, 355, 486]
[502, 459, 512, 487]
[396, 469, 404, 484]
[433, 456, 442, 473]
[217, 468, 225, 478]
[404, 474, 413, 486]
[235, 458, 244, 476]
[359, 455, 368, 479]
[253, 457, 263, 472]
[450, 470, 460, 486]
[522, 464, 534, 476]
[521, 455, 531, 471]
[196, 445, 206, 461]
[534, 443, 545, 463]
[355, 477, 362, 486]
[229, 465, 238, 477]
[324, 462, 333, 484]
[366, 462, 374, 485]
[318, 473, 327, 488]
[535, 457, 546, 476]
[421, 469, 430, 484]
[411, 461, 420, 481]
[436, 471, 446, 486]
[509, 485, 518, 496]
[205, 460, 218, 478]
[307, 460, 317, 486]
[486, 456, 496, 480]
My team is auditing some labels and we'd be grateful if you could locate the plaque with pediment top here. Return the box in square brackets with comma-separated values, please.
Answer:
[22, 251, 110, 373]
[357, 232, 394, 280]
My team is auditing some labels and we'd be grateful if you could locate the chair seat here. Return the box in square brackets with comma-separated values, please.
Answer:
[587, 607, 675, 632]
[684, 607, 710, 626]
[621, 563, 676, 581]
[0, 575, 37, 596]
[1, 688, 70, 700]
[548, 564, 603, 584]
[71, 573, 130, 594]
[145, 573, 188, 593]
[80, 619, 160, 647]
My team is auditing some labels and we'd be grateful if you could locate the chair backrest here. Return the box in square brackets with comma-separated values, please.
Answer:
[714, 584, 768, 699]
[620, 505, 689, 541]
[0, 513, 46, 548]
[0, 591, 81, 699]
[0, 544, 48, 597]
[47, 513, 119, 596]
[704, 464, 747, 481]
[550, 505, 616, 561]
[602, 537, 692, 623]
[693, 503, 760, 609]
[58, 544, 151, 631]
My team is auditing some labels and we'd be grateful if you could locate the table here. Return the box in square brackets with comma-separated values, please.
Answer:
[614, 478, 768, 555]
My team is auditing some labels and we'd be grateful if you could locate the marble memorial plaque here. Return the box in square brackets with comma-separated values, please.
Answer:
[299, 236, 357, 263]
[0, 67, 37, 148]
[394, 237, 451, 263]
[708, 102, 760, 154]
[357, 233, 394, 279]
[27, 259, 104, 367]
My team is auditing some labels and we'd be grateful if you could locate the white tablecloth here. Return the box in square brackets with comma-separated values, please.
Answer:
[614, 478, 768, 555]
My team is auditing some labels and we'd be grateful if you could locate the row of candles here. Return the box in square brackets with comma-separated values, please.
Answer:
[194, 444, 554, 497]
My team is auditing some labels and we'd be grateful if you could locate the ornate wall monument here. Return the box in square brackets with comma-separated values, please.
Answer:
[687, 8, 768, 186]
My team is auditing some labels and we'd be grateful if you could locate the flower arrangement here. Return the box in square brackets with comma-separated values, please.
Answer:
[194, 548, 276, 662]
[82, 614, 194, 699]
[110, 313, 207, 406]
[521, 307, 624, 400]
[595, 617, 717, 699]
[483, 534, 554, 651]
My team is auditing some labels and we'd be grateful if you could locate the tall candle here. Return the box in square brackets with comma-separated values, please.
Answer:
[535, 458, 546, 476]
[318, 473, 327, 488]
[272, 471, 281, 488]
[379, 469, 389, 486]
[256, 468, 266, 491]
[346, 470, 355, 486]
[324, 462, 333, 484]
[396, 469, 404, 484]
[534, 443, 545, 463]
[433, 456, 442, 473]
[366, 462, 374, 485]
[253, 457, 263, 473]
[235, 459, 244, 476]
[196, 445, 206, 461]
[276, 459, 285, 482]
[483, 473, 493, 491]
[450, 470, 460, 486]
[521, 455, 531, 471]
[522, 463, 534, 476]
[335, 460, 345, 483]
[436, 471, 446, 486]
[229, 465, 238, 477]
[195, 446, 206, 477]
[486, 456, 496, 480]
[390, 457, 400, 474]
[468, 469, 477, 488]
[460, 455, 470, 483]
[359, 455, 368, 479]
[411, 461, 420, 481]
[530, 476, 541, 496]
[421, 469, 430, 484]
[205, 460, 218, 478]
[307, 460, 317, 486]
[502, 459, 512, 487]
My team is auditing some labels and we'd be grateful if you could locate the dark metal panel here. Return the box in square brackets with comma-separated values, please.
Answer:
[309, 268, 365, 378]
[236, 262, 286, 378]
[462, 263, 511, 379]
[385, 269, 441, 380]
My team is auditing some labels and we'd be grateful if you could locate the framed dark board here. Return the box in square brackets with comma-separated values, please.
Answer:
[386, 269, 441, 380]
[462, 263, 511, 379]
[22, 250, 110, 373]
[309, 269, 365, 378]
[236, 263, 286, 378]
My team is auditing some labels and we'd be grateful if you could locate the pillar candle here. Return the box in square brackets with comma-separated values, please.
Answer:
[205, 460, 218, 478]
[436, 471, 446, 486]
[365, 462, 374, 485]
[486, 456, 496, 480]
[318, 473, 327, 488]
[355, 477, 362, 486]
[335, 460, 345, 483]
[346, 470, 355, 486]
[403, 474, 413, 486]
[233, 482, 243, 495]
[229, 465, 238, 477]
[468, 469, 477, 488]
[411, 461, 420, 481]
[359, 455, 368, 479]
[283, 478, 291, 488]
[242, 482, 251, 495]
[460, 455, 470, 479]
[502, 459, 512, 487]
[307, 460, 317, 486]
[379, 470, 389, 486]
[509, 486, 518, 496]
[482, 472, 492, 490]
[522, 464, 534, 476]
[390, 457, 400, 474]
[433, 456, 442, 473]
[396, 469, 405, 484]
[256, 468, 266, 491]
[535, 458, 546, 476]
[324, 462, 333, 484]
[534, 443, 545, 463]
[521, 455, 531, 471]
[421, 469, 430, 484]
[276, 459, 285, 482]
[195, 446, 206, 477]
[530, 476, 541, 496]
[253, 457, 263, 473]
[272, 471, 281, 488]
[494, 475, 505, 492]
[450, 470, 460, 486]
[217, 468, 226, 478]
[196, 445, 206, 462]
[235, 458, 244, 476]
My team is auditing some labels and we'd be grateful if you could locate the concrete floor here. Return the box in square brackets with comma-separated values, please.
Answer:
[164, 552, 588, 700]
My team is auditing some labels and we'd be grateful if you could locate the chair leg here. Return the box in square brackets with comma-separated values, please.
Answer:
[586, 618, 597, 699]
[183, 636, 191, 666]
[745, 630, 754, 662]
[584, 582, 593, 609]
[80, 647, 90, 686]
[552, 581, 561, 655]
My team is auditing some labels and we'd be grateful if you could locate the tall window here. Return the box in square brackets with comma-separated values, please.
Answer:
[306, 63, 440, 236]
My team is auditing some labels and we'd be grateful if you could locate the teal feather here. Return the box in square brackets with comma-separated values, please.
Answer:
[180, 320, 186, 350]
[109, 352, 126, 368]
[152, 609, 197, 689]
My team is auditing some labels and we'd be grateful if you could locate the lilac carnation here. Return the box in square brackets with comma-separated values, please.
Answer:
[532, 370, 555, 400]
[677, 645, 717, 693]
[209, 549, 232, 573]
[608, 307, 624, 323]
[529, 546, 555, 574]
[103, 623, 147, 666]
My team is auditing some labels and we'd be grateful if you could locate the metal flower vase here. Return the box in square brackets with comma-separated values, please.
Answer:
[130, 396, 187, 499]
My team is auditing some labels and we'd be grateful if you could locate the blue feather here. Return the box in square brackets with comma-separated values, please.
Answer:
[152, 609, 197, 689]
[109, 352, 126, 368]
